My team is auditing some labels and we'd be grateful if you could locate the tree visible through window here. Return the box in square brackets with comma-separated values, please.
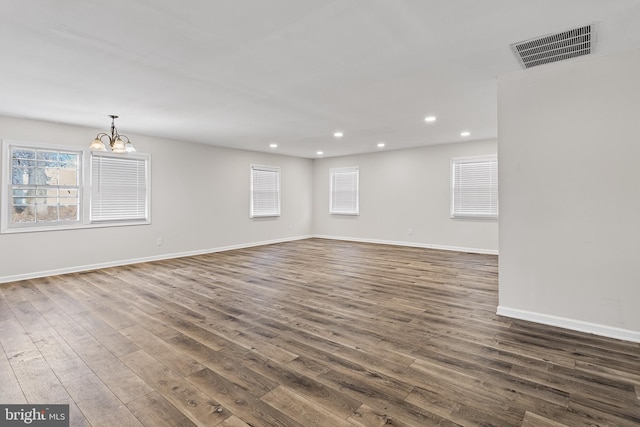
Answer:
[9, 146, 80, 227]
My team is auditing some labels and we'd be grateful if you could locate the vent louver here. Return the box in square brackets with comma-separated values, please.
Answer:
[511, 24, 594, 69]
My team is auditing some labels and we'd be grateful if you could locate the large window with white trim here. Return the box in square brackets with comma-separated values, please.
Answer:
[451, 156, 498, 219]
[250, 165, 280, 218]
[1, 140, 151, 233]
[330, 166, 359, 215]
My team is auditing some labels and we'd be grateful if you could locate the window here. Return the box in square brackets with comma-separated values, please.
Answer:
[1, 140, 151, 233]
[2, 141, 81, 231]
[451, 156, 498, 219]
[330, 166, 359, 215]
[90, 152, 151, 223]
[250, 165, 280, 218]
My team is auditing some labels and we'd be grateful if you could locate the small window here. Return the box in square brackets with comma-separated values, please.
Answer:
[90, 152, 150, 223]
[250, 165, 280, 218]
[330, 166, 359, 215]
[2, 141, 81, 231]
[451, 156, 498, 219]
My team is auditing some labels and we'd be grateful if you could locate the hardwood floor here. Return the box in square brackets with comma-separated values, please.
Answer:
[1, 238, 639, 426]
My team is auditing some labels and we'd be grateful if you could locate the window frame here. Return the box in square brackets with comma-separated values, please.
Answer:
[329, 166, 359, 215]
[450, 155, 498, 219]
[249, 164, 281, 218]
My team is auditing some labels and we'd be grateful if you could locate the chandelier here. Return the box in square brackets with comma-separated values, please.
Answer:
[89, 115, 136, 153]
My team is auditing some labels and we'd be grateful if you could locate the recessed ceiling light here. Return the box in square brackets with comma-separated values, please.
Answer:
[424, 116, 437, 123]
[377, 142, 385, 148]
[316, 151, 324, 155]
[269, 143, 278, 148]
[460, 131, 471, 137]
[333, 131, 343, 138]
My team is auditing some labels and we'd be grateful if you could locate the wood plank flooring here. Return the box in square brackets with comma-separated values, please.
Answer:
[1, 238, 639, 426]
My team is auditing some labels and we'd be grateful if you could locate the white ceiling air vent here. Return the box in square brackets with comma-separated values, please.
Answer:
[511, 24, 595, 69]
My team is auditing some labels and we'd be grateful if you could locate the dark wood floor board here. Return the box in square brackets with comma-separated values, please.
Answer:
[333, 345, 440, 390]
[60, 276, 140, 331]
[167, 333, 279, 398]
[37, 275, 97, 316]
[574, 359, 640, 387]
[0, 299, 41, 360]
[63, 372, 144, 427]
[447, 402, 524, 427]
[126, 391, 198, 427]
[0, 289, 16, 321]
[33, 280, 141, 357]
[493, 336, 577, 368]
[217, 415, 253, 426]
[152, 310, 229, 350]
[568, 397, 640, 427]
[521, 411, 570, 427]
[271, 330, 343, 360]
[0, 341, 27, 403]
[1, 295, 94, 383]
[74, 275, 172, 338]
[317, 367, 452, 426]
[120, 349, 229, 426]
[260, 385, 358, 426]
[412, 340, 574, 410]
[2, 238, 639, 426]
[18, 282, 91, 342]
[232, 326, 300, 363]
[407, 313, 502, 347]
[508, 318, 640, 356]
[407, 357, 531, 425]
[186, 367, 306, 427]
[347, 403, 412, 427]
[118, 271, 257, 334]
[119, 324, 205, 377]
[240, 350, 363, 419]
[5, 344, 85, 422]
[510, 363, 638, 410]
[83, 353, 154, 404]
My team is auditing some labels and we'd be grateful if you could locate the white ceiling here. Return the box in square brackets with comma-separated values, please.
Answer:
[1, 1, 640, 158]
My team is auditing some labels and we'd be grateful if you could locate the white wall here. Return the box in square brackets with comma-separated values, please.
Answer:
[312, 140, 499, 253]
[0, 116, 313, 282]
[0, 116, 499, 283]
[498, 49, 640, 341]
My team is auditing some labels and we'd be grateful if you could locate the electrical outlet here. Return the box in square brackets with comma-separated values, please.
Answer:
[156, 237, 163, 246]
[408, 228, 413, 235]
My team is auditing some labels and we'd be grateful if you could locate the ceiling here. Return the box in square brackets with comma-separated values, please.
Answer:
[1, 1, 640, 158]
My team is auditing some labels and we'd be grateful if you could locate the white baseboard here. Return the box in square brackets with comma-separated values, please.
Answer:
[0, 235, 313, 284]
[497, 306, 640, 343]
[312, 234, 499, 255]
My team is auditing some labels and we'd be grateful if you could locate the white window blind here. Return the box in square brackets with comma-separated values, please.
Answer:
[451, 156, 498, 219]
[330, 166, 359, 215]
[91, 153, 150, 223]
[250, 165, 280, 218]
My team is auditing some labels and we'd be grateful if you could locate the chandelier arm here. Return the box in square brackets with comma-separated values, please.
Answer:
[95, 133, 112, 142]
